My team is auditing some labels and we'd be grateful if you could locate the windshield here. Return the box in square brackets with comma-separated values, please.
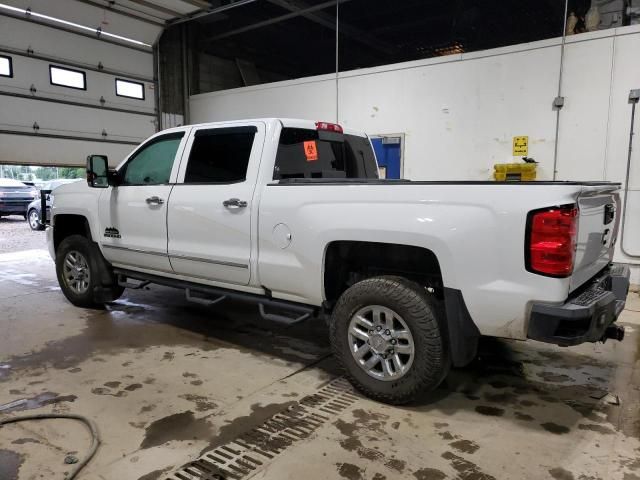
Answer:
[274, 128, 378, 180]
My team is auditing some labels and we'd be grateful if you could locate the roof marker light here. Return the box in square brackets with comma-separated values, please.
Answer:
[316, 121, 343, 134]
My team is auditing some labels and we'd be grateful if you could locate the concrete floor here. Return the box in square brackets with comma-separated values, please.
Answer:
[1, 248, 639, 480]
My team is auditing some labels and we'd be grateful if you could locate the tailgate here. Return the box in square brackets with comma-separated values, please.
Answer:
[570, 184, 621, 292]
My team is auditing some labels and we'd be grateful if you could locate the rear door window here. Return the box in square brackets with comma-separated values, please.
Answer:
[274, 128, 378, 180]
[184, 127, 257, 184]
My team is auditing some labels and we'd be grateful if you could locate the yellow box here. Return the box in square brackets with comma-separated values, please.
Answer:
[494, 162, 537, 181]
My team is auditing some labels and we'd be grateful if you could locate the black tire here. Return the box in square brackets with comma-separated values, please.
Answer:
[56, 235, 124, 308]
[329, 276, 449, 405]
[27, 209, 44, 231]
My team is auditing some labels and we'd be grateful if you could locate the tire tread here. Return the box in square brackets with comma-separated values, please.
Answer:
[329, 275, 448, 405]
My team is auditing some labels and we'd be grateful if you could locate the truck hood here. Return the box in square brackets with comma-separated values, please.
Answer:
[51, 180, 89, 196]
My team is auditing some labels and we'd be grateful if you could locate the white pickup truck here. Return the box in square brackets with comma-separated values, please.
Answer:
[47, 118, 630, 404]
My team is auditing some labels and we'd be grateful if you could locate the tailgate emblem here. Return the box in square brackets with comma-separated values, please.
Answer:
[604, 204, 615, 225]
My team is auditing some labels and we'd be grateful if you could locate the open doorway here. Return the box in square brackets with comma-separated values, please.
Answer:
[370, 134, 404, 179]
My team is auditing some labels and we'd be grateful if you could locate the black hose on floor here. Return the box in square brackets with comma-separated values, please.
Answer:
[0, 413, 100, 479]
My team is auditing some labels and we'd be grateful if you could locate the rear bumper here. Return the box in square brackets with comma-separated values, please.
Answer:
[527, 263, 630, 346]
[0, 201, 30, 215]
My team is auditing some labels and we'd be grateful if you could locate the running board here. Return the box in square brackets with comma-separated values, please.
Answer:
[114, 268, 316, 326]
[186, 288, 227, 307]
[258, 304, 310, 325]
[117, 275, 150, 289]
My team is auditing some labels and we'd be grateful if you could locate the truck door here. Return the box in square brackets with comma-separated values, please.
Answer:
[98, 130, 188, 273]
[167, 123, 265, 285]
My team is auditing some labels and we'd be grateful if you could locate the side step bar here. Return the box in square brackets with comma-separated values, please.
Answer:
[113, 268, 316, 326]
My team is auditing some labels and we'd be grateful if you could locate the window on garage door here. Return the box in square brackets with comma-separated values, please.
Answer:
[49, 65, 86, 90]
[116, 78, 145, 100]
[0, 55, 12, 77]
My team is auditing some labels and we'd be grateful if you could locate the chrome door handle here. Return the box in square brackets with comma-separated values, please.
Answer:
[145, 196, 164, 205]
[223, 198, 247, 208]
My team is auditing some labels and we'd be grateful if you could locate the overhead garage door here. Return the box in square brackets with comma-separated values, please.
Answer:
[0, 0, 163, 167]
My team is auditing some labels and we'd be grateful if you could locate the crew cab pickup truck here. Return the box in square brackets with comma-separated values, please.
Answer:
[47, 118, 630, 404]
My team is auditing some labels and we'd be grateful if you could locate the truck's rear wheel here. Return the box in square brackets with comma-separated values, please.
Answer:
[56, 235, 123, 308]
[330, 276, 449, 404]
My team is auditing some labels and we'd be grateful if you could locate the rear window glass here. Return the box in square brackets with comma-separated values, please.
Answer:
[274, 128, 378, 180]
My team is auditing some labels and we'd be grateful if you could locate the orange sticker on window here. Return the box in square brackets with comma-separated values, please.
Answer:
[303, 141, 318, 161]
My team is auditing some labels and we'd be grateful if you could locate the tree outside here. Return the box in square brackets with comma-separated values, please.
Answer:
[0, 165, 84, 182]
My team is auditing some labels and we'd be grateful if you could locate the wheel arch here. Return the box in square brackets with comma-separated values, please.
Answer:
[53, 214, 93, 253]
[323, 240, 479, 367]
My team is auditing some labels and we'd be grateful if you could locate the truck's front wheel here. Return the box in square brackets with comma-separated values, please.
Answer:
[330, 276, 449, 404]
[56, 235, 123, 308]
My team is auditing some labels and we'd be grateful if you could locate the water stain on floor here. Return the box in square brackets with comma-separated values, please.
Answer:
[140, 411, 214, 449]
[475, 405, 505, 416]
[179, 394, 218, 412]
[549, 466, 576, 480]
[442, 451, 496, 480]
[412, 467, 447, 480]
[198, 401, 298, 456]
[541, 422, 571, 435]
[337, 462, 365, 480]
[449, 439, 480, 454]
[0, 449, 24, 480]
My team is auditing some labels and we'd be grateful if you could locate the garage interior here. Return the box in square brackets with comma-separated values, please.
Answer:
[1, 1, 640, 479]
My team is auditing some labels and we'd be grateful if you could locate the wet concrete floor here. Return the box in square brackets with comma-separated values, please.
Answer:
[1, 249, 639, 479]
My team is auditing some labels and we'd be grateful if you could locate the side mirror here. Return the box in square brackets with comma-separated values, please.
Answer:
[86, 155, 109, 188]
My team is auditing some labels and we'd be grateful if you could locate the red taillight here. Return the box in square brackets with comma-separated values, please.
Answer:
[315, 121, 343, 133]
[526, 205, 578, 277]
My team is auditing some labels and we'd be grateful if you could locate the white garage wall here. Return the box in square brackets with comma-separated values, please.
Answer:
[0, 1, 159, 168]
[337, 42, 561, 180]
[190, 25, 640, 278]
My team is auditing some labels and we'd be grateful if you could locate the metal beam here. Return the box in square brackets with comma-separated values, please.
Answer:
[0, 90, 157, 117]
[169, 0, 260, 25]
[207, 0, 353, 41]
[124, 0, 184, 17]
[73, 0, 166, 26]
[264, 0, 395, 55]
[176, 0, 211, 8]
[0, 46, 154, 83]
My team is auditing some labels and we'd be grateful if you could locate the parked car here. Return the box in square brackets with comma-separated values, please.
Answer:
[27, 179, 81, 230]
[0, 178, 39, 219]
[47, 118, 630, 404]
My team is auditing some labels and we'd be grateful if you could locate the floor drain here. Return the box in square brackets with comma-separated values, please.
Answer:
[165, 378, 359, 480]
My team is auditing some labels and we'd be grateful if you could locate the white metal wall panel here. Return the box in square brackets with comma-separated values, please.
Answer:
[604, 29, 640, 260]
[0, 96, 155, 141]
[555, 33, 615, 181]
[189, 75, 337, 125]
[0, 15, 154, 78]
[0, 133, 135, 167]
[3, 0, 161, 45]
[338, 46, 561, 181]
[1, 54, 155, 112]
[0, 8, 156, 168]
